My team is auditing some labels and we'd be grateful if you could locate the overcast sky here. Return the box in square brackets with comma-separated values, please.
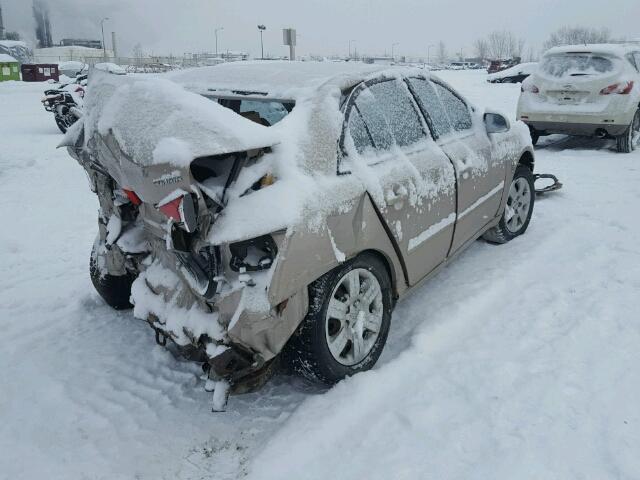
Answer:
[2, 0, 639, 58]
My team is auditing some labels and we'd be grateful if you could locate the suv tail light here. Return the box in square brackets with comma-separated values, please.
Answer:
[600, 81, 634, 95]
[521, 84, 539, 94]
[157, 194, 198, 232]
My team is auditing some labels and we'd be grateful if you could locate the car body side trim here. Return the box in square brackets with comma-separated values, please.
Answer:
[458, 181, 504, 220]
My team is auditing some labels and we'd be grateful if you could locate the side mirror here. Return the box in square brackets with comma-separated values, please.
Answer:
[484, 112, 510, 134]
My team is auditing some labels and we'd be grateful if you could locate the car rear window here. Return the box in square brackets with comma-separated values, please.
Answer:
[215, 97, 293, 126]
[540, 54, 617, 78]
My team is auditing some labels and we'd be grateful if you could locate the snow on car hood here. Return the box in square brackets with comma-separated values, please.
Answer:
[82, 70, 279, 168]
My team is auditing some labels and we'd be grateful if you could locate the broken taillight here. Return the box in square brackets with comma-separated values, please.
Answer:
[600, 81, 634, 95]
[123, 189, 142, 205]
[157, 194, 198, 232]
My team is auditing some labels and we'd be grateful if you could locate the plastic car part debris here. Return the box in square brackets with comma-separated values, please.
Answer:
[211, 380, 230, 412]
[534, 173, 563, 194]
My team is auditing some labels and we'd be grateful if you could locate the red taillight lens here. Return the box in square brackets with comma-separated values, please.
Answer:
[157, 194, 198, 233]
[600, 81, 634, 95]
[521, 84, 539, 94]
[158, 197, 182, 222]
[123, 189, 142, 205]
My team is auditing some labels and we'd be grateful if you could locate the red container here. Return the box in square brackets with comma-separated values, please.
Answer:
[21, 64, 60, 82]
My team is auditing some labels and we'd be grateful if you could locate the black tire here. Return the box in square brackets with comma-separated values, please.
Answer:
[483, 164, 535, 244]
[529, 127, 539, 146]
[55, 114, 77, 134]
[90, 242, 135, 310]
[616, 109, 640, 153]
[284, 253, 393, 385]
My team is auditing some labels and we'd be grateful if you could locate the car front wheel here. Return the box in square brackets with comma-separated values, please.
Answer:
[616, 109, 640, 153]
[483, 164, 535, 244]
[285, 253, 392, 385]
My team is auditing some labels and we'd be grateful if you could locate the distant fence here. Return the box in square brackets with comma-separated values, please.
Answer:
[32, 53, 246, 70]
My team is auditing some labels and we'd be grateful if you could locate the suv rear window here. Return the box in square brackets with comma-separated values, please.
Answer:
[540, 54, 616, 78]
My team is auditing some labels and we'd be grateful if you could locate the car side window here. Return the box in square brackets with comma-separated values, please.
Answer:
[407, 77, 452, 138]
[353, 87, 394, 151]
[431, 81, 473, 132]
[347, 108, 374, 155]
[633, 53, 640, 72]
[341, 78, 426, 172]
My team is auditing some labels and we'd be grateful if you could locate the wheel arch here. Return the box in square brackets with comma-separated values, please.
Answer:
[519, 149, 535, 172]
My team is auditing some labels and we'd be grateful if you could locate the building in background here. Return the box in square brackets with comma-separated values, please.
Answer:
[61, 39, 102, 49]
[0, 53, 20, 81]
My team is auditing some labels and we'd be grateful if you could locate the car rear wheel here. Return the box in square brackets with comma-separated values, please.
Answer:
[90, 239, 136, 310]
[616, 109, 640, 153]
[483, 164, 535, 244]
[285, 253, 392, 385]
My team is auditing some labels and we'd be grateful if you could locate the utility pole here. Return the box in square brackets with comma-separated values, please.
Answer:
[258, 24, 266, 59]
[100, 17, 109, 59]
[215, 27, 223, 56]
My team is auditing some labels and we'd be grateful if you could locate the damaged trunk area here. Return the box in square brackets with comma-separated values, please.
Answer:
[83, 139, 284, 408]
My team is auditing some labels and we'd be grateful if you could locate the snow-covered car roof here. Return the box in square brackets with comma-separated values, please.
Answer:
[544, 43, 640, 58]
[487, 62, 538, 80]
[169, 61, 410, 100]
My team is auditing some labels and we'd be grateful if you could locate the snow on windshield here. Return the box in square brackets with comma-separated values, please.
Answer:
[540, 54, 616, 78]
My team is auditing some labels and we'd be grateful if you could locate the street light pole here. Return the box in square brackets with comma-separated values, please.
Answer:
[391, 42, 399, 62]
[100, 17, 109, 60]
[257, 25, 266, 60]
[215, 27, 223, 56]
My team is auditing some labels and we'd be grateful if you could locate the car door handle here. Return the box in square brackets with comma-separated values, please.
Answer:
[386, 185, 407, 209]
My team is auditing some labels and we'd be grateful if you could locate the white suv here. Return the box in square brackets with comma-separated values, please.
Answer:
[517, 43, 640, 152]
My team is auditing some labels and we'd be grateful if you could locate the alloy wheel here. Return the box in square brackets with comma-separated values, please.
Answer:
[504, 177, 532, 234]
[325, 268, 384, 366]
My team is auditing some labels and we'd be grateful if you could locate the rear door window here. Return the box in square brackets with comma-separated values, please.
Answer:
[407, 77, 452, 138]
[354, 79, 426, 151]
[540, 54, 616, 78]
[431, 82, 472, 132]
[346, 108, 374, 155]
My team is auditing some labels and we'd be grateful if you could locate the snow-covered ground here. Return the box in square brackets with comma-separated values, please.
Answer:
[1, 70, 639, 480]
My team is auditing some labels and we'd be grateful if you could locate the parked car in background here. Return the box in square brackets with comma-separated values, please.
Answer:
[517, 44, 640, 152]
[488, 62, 538, 83]
[487, 59, 519, 74]
[64, 63, 536, 405]
[94, 62, 127, 75]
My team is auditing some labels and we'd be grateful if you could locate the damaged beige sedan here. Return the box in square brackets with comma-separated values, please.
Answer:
[63, 62, 535, 408]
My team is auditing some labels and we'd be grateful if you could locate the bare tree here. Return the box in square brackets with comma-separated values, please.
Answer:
[437, 41, 447, 64]
[478, 30, 525, 60]
[474, 38, 489, 61]
[543, 26, 611, 50]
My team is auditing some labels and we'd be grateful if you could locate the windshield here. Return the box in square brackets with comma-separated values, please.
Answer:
[540, 54, 617, 78]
